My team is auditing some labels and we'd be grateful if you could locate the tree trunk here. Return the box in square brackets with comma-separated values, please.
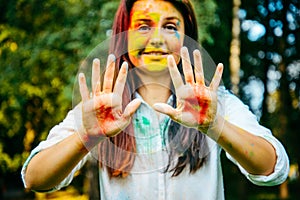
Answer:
[229, 0, 241, 95]
[87, 158, 100, 200]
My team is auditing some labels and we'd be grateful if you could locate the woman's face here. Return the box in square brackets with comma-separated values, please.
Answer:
[128, 0, 185, 72]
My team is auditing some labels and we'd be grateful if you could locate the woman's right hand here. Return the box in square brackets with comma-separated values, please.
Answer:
[78, 55, 141, 148]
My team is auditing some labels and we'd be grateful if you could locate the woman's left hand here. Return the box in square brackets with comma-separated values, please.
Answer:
[153, 47, 223, 133]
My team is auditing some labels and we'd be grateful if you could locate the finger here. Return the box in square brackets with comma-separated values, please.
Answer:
[113, 62, 128, 97]
[193, 49, 205, 86]
[168, 55, 184, 90]
[92, 58, 101, 94]
[123, 99, 142, 119]
[102, 54, 116, 93]
[153, 103, 177, 118]
[209, 63, 224, 91]
[181, 47, 194, 84]
[78, 73, 89, 102]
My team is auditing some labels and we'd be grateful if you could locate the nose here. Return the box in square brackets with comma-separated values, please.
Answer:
[150, 28, 164, 48]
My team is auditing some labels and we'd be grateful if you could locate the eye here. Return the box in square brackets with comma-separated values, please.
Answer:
[163, 24, 178, 33]
[138, 24, 151, 33]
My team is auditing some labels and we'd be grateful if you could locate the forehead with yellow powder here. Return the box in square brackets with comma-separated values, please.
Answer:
[129, 0, 183, 25]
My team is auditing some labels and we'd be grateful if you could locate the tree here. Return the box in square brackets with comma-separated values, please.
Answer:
[230, 0, 242, 95]
[205, 0, 300, 199]
[239, 0, 300, 198]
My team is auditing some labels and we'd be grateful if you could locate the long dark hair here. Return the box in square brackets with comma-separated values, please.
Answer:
[99, 0, 209, 178]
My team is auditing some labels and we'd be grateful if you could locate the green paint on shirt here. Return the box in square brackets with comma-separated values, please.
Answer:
[142, 116, 150, 125]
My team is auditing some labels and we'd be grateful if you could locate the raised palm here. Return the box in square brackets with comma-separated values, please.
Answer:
[78, 55, 141, 148]
[154, 47, 223, 133]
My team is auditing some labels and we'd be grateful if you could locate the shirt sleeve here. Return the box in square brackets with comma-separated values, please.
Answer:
[221, 89, 289, 186]
[21, 105, 91, 192]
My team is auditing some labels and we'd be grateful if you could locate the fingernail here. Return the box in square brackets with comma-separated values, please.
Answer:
[181, 46, 188, 52]
[108, 54, 116, 61]
[93, 58, 100, 63]
[123, 61, 128, 69]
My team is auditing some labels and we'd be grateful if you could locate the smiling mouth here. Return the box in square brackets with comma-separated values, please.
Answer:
[143, 51, 168, 56]
[138, 49, 169, 56]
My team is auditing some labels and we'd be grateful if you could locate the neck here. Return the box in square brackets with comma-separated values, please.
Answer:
[134, 69, 172, 106]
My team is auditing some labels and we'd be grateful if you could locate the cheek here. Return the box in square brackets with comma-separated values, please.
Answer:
[128, 33, 148, 59]
[169, 35, 184, 64]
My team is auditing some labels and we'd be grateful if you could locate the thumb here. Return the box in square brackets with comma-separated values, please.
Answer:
[153, 103, 177, 117]
[123, 99, 142, 119]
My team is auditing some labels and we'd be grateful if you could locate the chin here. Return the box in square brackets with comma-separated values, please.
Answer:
[146, 64, 168, 72]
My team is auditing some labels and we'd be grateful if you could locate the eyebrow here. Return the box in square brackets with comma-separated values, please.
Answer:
[165, 16, 181, 21]
[133, 16, 182, 23]
[133, 19, 152, 23]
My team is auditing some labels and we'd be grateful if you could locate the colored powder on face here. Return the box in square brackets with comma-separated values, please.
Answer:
[175, 31, 180, 40]
[175, 21, 181, 39]
[149, 13, 160, 23]
[143, 56, 168, 71]
[130, 11, 148, 24]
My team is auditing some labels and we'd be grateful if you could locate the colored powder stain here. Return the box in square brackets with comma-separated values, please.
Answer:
[134, 116, 149, 136]
[149, 13, 160, 23]
[142, 116, 150, 125]
[95, 105, 115, 134]
[175, 31, 180, 40]
[175, 22, 181, 39]
[96, 105, 115, 121]
[135, 118, 142, 130]
[130, 11, 147, 24]
[128, 36, 146, 58]
[184, 96, 209, 124]
[144, 56, 168, 71]
[244, 150, 255, 157]
[130, 11, 160, 25]
[191, 104, 201, 111]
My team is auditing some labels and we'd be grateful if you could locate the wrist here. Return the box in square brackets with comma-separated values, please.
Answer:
[73, 133, 90, 154]
[74, 103, 106, 150]
[77, 125, 106, 150]
[205, 115, 225, 142]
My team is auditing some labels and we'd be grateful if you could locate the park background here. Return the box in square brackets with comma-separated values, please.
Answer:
[0, 0, 299, 199]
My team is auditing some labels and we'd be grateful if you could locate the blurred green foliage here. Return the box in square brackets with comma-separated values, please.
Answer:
[0, 0, 100, 175]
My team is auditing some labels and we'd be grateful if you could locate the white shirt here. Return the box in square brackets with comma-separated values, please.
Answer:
[21, 87, 289, 200]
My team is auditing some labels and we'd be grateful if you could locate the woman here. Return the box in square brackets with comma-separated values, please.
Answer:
[22, 0, 289, 199]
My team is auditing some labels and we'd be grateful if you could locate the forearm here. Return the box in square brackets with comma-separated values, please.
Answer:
[24, 132, 89, 191]
[213, 115, 276, 175]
